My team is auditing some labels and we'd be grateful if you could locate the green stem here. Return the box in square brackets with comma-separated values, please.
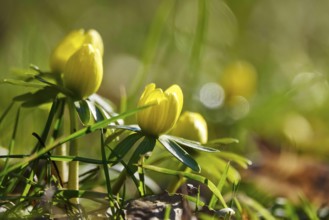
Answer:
[0, 106, 20, 186]
[186, 0, 208, 108]
[128, 0, 174, 106]
[67, 98, 79, 203]
[112, 169, 127, 195]
[52, 100, 67, 185]
[168, 165, 189, 193]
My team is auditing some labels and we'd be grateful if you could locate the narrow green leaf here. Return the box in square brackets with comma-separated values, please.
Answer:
[34, 75, 74, 97]
[100, 131, 113, 200]
[74, 100, 91, 125]
[209, 162, 231, 208]
[93, 103, 107, 122]
[88, 94, 115, 114]
[219, 152, 252, 169]
[142, 164, 228, 208]
[238, 194, 276, 220]
[197, 155, 241, 183]
[109, 124, 141, 132]
[50, 155, 104, 164]
[0, 78, 45, 88]
[185, 0, 208, 105]
[129, 0, 175, 98]
[104, 130, 125, 146]
[0, 106, 148, 177]
[207, 138, 239, 145]
[0, 107, 21, 186]
[2, 107, 20, 171]
[127, 135, 156, 173]
[0, 101, 14, 126]
[13, 86, 59, 107]
[158, 136, 200, 172]
[165, 135, 219, 152]
[108, 133, 144, 161]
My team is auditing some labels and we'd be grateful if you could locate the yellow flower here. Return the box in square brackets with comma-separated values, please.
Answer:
[137, 83, 183, 136]
[50, 29, 103, 73]
[170, 111, 208, 144]
[220, 61, 257, 100]
[63, 44, 103, 99]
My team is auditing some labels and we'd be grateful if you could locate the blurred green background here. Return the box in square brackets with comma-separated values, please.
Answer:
[1, 0, 329, 203]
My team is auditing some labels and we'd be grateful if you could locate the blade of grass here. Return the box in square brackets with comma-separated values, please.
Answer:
[100, 130, 113, 200]
[0, 101, 14, 125]
[0, 78, 45, 88]
[128, 0, 175, 101]
[186, 0, 208, 106]
[0, 105, 150, 178]
[51, 99, 67, 183]
[238, 194, 276, 220]
[142, 164, 228, 208]
[137, 155, 146, 196]
[20, 99, 62, 200]
[209, 161, 231, 209]
[0, 106, 21, 186]
[218, 152, 252, 169]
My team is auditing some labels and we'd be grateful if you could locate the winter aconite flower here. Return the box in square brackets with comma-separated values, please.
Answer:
[63, 44, 103, 99]
[220, 61, 257, 100]
[137, 83, 183, 136]
[170, 111, 208, 144]
[50, 29, 104, 73]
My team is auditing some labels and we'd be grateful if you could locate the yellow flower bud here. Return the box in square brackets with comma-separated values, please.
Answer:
[50, 29, 103, 73]
[63, 44, 103, 99]
[170, 111, 208, 144]
[220, 61, 257, 100]
[137, 83, 183, 136]
[84, 29, 104, 56]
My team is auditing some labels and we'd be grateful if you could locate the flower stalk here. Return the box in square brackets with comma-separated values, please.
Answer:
[67, 98, 79, 204]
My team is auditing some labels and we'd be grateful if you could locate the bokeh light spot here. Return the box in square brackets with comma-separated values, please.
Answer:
[199, 82, 225, 109]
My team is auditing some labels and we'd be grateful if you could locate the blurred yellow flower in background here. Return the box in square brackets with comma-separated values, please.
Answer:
[63, 44, 103, 99]
[137, 83, 183, 136]
[170, 111, 208, 144]
[220, 61, 257, 100]
[50, 29, 103, 73]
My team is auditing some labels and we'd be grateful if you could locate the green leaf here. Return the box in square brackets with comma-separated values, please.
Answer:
[158, 135, 200, 172]
[34, 75, 75, 97]
[74, 100, 91, 125]
[0, 78, 45, 88]
[0, 105, 149, 177]
[109, 124, 141, 132]
[164, 135, 219, 153]
[92, 103, 107, 122]
[87, 100, 113, 123]
[127, 135, 156, 173]
[197, 154, 241, 183]
[13, 86, 59, 107]
[209, 162, 231, 208]
[108, 133, 144, 162]
[238, 194, 276, 220]
[218, 152, 252, 169]
[142, 164, 228, 208]
[207, 138, 239, 146]
[0, 102, 14, 126]
[88, 94, 116, 114]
